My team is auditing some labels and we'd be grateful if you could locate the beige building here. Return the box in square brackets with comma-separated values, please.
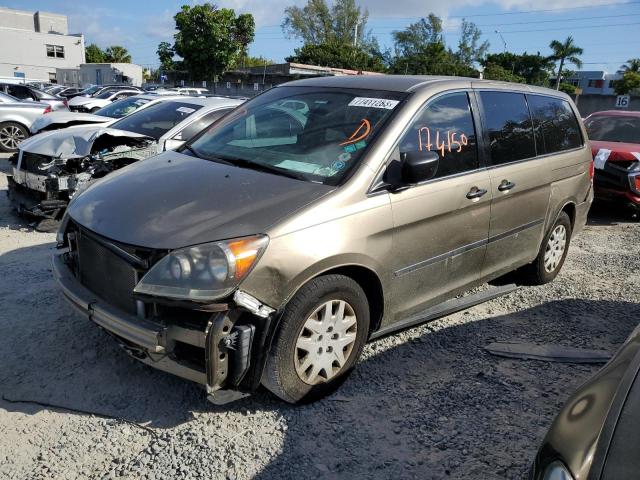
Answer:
[0, 7, 85, 83]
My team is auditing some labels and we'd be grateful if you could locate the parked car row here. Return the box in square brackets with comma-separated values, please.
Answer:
[8, 95, 241, 230]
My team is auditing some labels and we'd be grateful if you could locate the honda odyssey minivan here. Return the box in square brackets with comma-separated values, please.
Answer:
[53, 76, 593, 404]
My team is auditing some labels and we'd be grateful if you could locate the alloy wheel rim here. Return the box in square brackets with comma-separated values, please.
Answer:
[544, 225, 567, 273]
[0, 125, 25, 150]
[294, 299, 357, 385]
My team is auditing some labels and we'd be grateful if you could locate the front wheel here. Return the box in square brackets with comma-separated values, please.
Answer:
[0, 122, 28, 152]
[262, 274, 370, 403]
[518, 211, 572, 285]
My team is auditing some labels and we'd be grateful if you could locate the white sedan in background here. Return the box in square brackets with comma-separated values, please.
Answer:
[68, 89, 141, 113]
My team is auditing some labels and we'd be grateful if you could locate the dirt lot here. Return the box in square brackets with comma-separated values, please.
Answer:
[1, 151, 639, 480]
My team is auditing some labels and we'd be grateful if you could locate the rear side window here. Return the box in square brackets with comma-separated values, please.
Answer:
[479, 91, 536, 165]
[528, 95, 582, 154]
[398, 92, 478, 178]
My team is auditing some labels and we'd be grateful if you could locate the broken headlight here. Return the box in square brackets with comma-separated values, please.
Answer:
[134, 235, 268, 302]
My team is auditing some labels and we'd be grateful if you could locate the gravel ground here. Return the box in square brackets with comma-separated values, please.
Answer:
[1, 151, 639, 480]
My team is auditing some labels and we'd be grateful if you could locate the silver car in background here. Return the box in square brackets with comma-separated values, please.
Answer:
[0, 83, 68, 111]
[0, 92, 52, 152]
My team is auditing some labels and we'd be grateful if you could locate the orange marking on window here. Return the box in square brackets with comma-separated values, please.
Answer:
[417, 127, 469, 156]
[339, 119, 371, 146]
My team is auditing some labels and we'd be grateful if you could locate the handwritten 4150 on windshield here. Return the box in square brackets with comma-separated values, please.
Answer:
[418, 127, 468, 157]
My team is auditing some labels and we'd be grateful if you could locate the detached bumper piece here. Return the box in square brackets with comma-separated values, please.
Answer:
[53, 251, 260, 404]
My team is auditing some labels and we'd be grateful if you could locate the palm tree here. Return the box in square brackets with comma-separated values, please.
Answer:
[620, 58, 640, 73]
[104, 46, 132, 63]
[548, 36, 583, 90]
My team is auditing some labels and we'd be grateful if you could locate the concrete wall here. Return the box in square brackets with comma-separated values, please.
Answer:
[78, 63, 143, 87]
[574, 94, 639, 117]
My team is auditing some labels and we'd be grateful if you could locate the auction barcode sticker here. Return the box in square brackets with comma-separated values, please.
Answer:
[348, 97, 400, 109]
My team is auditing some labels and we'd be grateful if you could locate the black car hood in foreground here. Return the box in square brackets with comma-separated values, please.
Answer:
[532, 325, 640, 480]
[67, 151, 335, 249]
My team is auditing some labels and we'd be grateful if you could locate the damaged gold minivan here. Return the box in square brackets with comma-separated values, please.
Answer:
[53, 76, 593, 404]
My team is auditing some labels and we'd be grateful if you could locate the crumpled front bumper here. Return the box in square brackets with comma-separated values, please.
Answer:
[52, 251, 258, 402]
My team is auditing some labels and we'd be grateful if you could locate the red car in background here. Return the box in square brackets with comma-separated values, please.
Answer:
[583, 110, 640, 217]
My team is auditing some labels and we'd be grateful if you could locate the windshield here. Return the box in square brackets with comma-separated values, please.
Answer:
[585, 115, 640, 144]
[110, 100, 203, 139]
[187, 86, 405, 185]
[96, 91, 116, 100]
[80, 85, 100, 95]
[96, 96, 151, 118]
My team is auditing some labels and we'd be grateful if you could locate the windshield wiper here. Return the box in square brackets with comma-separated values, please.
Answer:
[203, 154, 306, 181]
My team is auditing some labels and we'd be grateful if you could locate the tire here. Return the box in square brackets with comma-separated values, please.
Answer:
[89, 107, 101, 113]
[0, 122, 29, 152]
[518, 211, 572, 285]
[262, 274, 370, 403]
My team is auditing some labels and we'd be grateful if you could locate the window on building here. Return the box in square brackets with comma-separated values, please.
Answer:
[609, 80, 617, 89]
[398, 92, 479, 178]
[528, 95, 583, 155]
[46, 45, 65, 59]
[478, 91, 536, 165]
[587, 79, 604, 88]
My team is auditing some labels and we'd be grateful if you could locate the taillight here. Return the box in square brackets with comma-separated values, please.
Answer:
[63, 99, 68, 108]
[589, 159, 595, 181]
[44, 105, 52, 114]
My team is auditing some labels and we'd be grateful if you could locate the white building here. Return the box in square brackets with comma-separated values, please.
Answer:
[0, 7, 85, 84]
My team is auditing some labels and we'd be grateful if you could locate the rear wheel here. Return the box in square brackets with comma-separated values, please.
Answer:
[0, 122, 28, 152]
[518, 211, 572, 285]
[262, 274, 370, 403]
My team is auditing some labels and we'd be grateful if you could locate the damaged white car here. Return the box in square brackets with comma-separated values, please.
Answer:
[30, 94, 184, 135]
[7, 96, 243, 230]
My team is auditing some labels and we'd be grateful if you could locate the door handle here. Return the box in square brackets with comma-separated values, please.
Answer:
[466, 187, 488, 199]
[498, 180, 516, 192]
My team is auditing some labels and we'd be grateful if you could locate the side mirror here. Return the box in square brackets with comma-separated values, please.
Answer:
[401, 150, 439, 184]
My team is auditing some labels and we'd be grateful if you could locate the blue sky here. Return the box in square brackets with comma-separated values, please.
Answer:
[7, 0, 640, 72]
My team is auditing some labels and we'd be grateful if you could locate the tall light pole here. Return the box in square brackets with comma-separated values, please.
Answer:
[354, 22, 359, 47]
[495, 29, 507, 53]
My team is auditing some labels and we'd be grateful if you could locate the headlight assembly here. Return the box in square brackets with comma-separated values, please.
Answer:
[134, 234, 268, 301]
[542, 461, 574, 480]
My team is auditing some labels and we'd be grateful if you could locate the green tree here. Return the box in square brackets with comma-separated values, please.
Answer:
[456, 19, 489, 66]
[614, 71, 640, 95]
[619, 58, 640, 73]
[388, 14, 479, 77]
[85, 43, 105, 63]
[157, 41, 175, 71]
[233, 55, 275, 69]
[286, 42, 385, 71]
[173, 3, 255, 81]
[482, 63, 525, 83]
[482, 52, 553, 85]
[282, 0, 370, 47]
[548, 36, 583, 90]
[104, 45, 132, 63]
[558, 83, 577, 95]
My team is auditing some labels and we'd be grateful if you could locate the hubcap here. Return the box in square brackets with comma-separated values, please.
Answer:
[0, 125, 25, 150]
[544, 225, 567, 273]
[294, 300, 357, 385]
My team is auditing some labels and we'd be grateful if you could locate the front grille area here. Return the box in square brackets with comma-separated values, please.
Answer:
[20, 152, 52, 174]
[77, 230, 139, 314]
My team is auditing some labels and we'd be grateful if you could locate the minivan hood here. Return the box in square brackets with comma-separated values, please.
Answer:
[66, 151, 335, 249]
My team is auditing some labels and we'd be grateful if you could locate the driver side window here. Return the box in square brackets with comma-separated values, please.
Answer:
[399, 92, 479, 179]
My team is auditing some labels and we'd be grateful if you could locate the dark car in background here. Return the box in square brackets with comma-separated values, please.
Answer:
[0, 83, 68, 111]
[584, 110, 640, 217]
[531, 324, 640, 479]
